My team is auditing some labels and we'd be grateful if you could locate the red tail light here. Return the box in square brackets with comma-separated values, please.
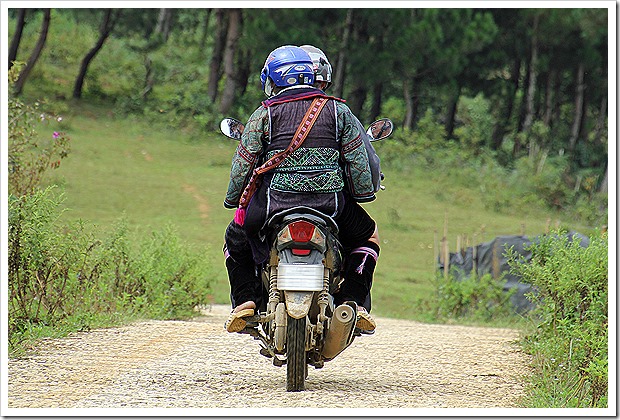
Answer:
[291, 248, 312, 256]
[276, 219, 326, 251]
[288, 221, 315, 243]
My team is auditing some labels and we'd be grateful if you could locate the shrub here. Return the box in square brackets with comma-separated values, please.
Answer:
[8, 188, 213, 355]
[8, 64, 70, 197]
[508, 230, 608, 407]
[8, 188, 83, 332]
[453, 93, 494, 150]
[374, 108, 447, 172]
[430, 272, 517, 323]
[131, 223, 214, 319]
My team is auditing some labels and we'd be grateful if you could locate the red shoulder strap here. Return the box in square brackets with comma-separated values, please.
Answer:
[238, 96, 329, 211]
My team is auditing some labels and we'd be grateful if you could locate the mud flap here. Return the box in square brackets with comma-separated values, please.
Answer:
[283, 291, 314, 319]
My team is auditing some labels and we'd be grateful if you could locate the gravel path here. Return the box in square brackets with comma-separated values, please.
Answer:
[7, 304, 531, 411]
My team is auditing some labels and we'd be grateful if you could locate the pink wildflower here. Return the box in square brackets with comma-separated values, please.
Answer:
[53, 132, 60, 139]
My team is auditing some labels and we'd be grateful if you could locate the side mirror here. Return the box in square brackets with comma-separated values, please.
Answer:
[366, 118, 393, 141]
[220, 118, 245, 140]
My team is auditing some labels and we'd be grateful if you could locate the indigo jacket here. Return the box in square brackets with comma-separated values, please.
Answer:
[224, 86, 375, 216]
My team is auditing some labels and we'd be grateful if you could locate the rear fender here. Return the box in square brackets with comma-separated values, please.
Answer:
[284, 291, 314, 319]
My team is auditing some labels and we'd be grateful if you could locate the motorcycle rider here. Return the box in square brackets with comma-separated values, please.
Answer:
[223, 45, 380, 334]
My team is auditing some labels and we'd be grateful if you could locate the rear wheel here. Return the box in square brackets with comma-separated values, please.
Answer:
[286, 315, 307, 391]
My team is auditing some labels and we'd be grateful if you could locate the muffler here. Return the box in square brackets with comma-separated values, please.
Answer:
[321, 303, 356, 360]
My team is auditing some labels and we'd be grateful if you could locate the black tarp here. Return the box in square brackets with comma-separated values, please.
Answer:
[437, 231, 590, 313]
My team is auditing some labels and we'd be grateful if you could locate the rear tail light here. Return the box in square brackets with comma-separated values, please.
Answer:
[277, 220, 326, 250]
[289, 221, 315, 242]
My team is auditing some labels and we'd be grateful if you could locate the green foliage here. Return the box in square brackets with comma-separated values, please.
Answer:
[8, 64, 71, 197]
[429, 273, 518, 324]
[130, 223, 213, 319]
[373, 108, 447, 172]
[8, 188, 213, 355]
[508, 230, 608, 407]
[518, 154, 574, 209]
[375, 101, 606, 226]
[454, 93, 494, 150]
[8, 54, 214, 356]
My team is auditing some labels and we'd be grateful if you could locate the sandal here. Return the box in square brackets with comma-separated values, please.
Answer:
[356, 306, 376, 332]
[224, 301, 256, 333]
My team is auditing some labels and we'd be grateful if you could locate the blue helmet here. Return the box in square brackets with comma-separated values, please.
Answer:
[260, 45, 315, 96]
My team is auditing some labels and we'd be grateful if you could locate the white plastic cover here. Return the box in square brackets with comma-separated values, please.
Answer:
[277, 263, 323, 291]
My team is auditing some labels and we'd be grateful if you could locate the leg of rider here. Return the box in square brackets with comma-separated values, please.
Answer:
[360, 226, 380, 312]
[333, 198, 380, 312]
[338, 229, 380, 311]
[224, 221, 260, 310]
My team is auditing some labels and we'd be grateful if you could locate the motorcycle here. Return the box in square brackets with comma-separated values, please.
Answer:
[219, 117, 393, 391]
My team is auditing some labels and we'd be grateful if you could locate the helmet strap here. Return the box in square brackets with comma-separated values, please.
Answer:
[264, 79, 274, 97]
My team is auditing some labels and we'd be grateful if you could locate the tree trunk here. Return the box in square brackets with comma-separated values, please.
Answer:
[445, 84, 461, 140]
[491, 58, 520, 150]
[8, 9, 27, 70]
[368, 30, 384, 122]
[593, 94, 607, 145]
[543, 69, 557, 126]
[568, 62, 586, 153]
[142, 56, 154, 100]
[513, 16, 539, 156]
[73, 9, 118, 99]
[13, 9, 50, 96]
[207, 8, 227, 103]
[199, 9, 213, 51]
[218, 9, 241, 115]
[237, 49, 251, 96]
[521, 15, 539, 135]
[348, 86, 367, 117]
[403, 78, 420, 131]
[154, 8, 173, 43]
[369, 81, 383, 122]
[346, 18, 370, 116]
[516, 58, 530, 134]
[334, 9, 353, 99]
[599, 164, 608, 194]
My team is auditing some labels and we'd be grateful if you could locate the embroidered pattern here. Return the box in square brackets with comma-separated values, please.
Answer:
[271, 170, 344, 193]
[266, 148, 340, 172]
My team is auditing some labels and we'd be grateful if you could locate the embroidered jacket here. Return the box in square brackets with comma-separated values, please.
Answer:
[224, 86, 375, 209]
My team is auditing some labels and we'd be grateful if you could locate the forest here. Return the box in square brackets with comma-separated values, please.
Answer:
[8, 8, 609, 198]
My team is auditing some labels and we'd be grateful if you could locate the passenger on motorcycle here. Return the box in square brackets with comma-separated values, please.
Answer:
[223, 45, 380, 333]
[299, 44, 382, 314]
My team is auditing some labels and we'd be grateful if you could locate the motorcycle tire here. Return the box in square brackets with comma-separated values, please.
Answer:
[286, 315, 307, 391]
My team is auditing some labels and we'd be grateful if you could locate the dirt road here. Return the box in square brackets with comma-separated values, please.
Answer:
[7, 304, 530, 411]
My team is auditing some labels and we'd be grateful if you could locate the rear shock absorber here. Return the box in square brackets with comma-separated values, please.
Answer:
[316, 267, 330, 335]
[268, 265, 280, 315]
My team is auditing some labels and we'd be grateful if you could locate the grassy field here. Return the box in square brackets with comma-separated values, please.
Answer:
[47, 102, 577, 321]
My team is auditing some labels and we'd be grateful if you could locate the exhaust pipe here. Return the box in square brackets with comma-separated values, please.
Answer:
[321, 304, 356, 360]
